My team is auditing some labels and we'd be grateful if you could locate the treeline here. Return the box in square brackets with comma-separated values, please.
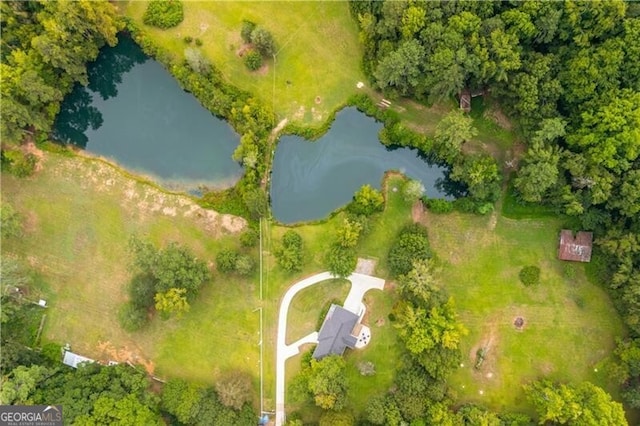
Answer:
[350, 0, 640, 412]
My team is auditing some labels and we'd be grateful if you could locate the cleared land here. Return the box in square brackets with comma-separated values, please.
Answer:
[422, 210, 625, 414]
[1, 152, 259, 383]
[124, 1, 365, 125]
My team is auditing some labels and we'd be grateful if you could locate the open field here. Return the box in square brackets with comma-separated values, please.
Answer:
[124, 1, 365, 125]
[1, 152, 259, 384]
[421, 210, 625, 414]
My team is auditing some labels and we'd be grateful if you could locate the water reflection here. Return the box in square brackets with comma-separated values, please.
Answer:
[53, 87, 102, 148]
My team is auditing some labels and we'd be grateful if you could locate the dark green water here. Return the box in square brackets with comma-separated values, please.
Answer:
[270, 108, 451, 224]
[54, 36, 242, 190]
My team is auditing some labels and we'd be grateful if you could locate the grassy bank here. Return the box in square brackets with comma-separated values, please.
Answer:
[124, 1, 365, 125]
[1, 152, 259, 384]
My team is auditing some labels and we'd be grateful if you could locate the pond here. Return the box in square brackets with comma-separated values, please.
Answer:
[270, 107, 451, 224]
[53, 35, 242, 190]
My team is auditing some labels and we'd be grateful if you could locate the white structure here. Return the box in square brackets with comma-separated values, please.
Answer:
[62, 350, 94, 368]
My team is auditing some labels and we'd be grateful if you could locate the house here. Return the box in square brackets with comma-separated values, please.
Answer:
[62, 350, 95, 368]
[313, 305, 361, 359]
[558, 230, 593, 262]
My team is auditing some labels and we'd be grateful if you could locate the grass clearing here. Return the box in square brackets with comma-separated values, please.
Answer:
[421, 210, 625, 414]
[124, 1, 365, 125]
[1, 152, 258, 383]
[286, 279, 350, 345]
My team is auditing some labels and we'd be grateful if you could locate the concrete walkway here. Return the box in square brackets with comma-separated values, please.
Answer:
[275, 271, 385, 426]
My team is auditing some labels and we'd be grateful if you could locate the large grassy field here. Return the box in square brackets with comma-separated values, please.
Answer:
[1, 153, 260, 385]
[422, 210, 625, 414]
[124, 1, 365, 125]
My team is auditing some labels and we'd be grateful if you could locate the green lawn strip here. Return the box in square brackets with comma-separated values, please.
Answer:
[501, 177, 558, 219]
[344, 289, 401, 413]
[358, 174, 413, 277]
[124, 1, 365, 124]
[423, 210, 625, 413]
[1, 153, 260, 388]
[286, 279, 350, 345]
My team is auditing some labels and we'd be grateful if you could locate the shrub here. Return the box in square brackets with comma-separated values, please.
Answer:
[195, 38, 202, 46]
[402, 179, 425, 202]
[1, 150, 37, 177]
[422, 197, 454, 214]
[215, 371, 253, 410]
[250, 27, 275, 56]
[129, 274, 156, 309]
[1, 202, 22, 238]
[216, 249, 238, 273]
[41, 342, 62, 364]
[235, 254, 255, 276]
[348, 184, 384, 216]
[388, 224, 431, 277]
[244, 50, 263, 71]
[240, 228, 259, 248]
[357, 361, 376, 376]
[241, 20, 256, 43]
[183, 36, 193, 44]
[184, 47, 211, 75]
[275, 231, 304, 272]
[519, 265, 540, 286]
[143, 0, 184, 29]
[325, 244, 357, 278]
[118, 302, 148, 332]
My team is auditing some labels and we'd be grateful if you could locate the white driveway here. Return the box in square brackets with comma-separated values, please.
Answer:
[274, 271, 385, 426]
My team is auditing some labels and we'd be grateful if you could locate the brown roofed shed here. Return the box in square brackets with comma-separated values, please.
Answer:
[558, 230, 593, 262]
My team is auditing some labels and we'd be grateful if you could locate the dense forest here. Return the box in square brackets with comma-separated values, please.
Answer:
[351, 0, 640, 412]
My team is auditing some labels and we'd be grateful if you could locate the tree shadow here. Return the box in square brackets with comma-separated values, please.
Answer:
[53, 86, 103, 148]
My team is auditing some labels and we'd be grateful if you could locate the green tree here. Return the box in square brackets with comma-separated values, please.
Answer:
[244, 50, 263, 71]
[154, 288, 189, 319]
[348, 184, 384, 216]
[374, 40, 426, 96]
[143, 0, 184, 29]
[0, 365, 51, 405]
[335, 218, 363, 248]
[525, 380, 627, 425]
[161, 379, 203, 424]
[388, 224, 431, 277]
[234, 255, 255, 276]
[250, 27, 275, 56]
[398, 259, 442, 306]
[515, 141, 562, 203]
[274, 231, 304, 272]
[402, 179, 425, 202]
[307, 355, 348, 411]
[325, 245, 357, 278]
[75, 394, 161, 426]
[319, 410, 355, 426]
[240, 20, 256, 43]
[433, 111, 478, 164]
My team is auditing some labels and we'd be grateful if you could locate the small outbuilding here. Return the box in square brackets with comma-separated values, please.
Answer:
[558, 230, 593, 262]
[62, 350, 95, 369]
[459, 88, 471, 113]
[313, 305, 360, 359]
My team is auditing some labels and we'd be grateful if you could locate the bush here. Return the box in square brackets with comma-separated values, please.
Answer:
[325, 244, 357, 278]
[1, 150, 37, 177]
[41, 342, 62, 364]
[240, 228, 259, 248]
[422, 197, 454, 214]
[241, 20, 256, 43]
[184, 47, 211, 75]
[129, 274, 156, 309]
[183, 36, 193, 44]
[244, 50, 263, 71]
[388, 224, 431, 277]
[357, 361, 376, 376]
[216, 249, 239, 273]
[118, 303, 148, 332]
[1, 202, 22, 238]
[235, 255, 255, 276]
[519, 265, 540, 286]
[195, 38, 202, 46]
[402, 179, 425, 202]
[275, 230, 304, 272]
[143, 0, 184, 29]
[250, 27, 275, 56]
[348, 184, 384, 216]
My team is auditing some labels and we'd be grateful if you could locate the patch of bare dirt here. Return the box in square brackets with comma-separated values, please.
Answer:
[412, 200, 425, 223]
[293, 105, 305, 120]
[23, 211, 39, 234]
[97, 340, 155, 375]
[469, 323, 500, 384]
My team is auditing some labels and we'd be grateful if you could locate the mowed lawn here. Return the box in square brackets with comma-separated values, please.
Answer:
[422, 210, 625, 413]
[1, 153, 260, 385]
[124, 1, 365, 124]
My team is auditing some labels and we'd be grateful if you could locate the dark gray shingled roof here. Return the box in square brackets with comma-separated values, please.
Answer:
[313, 304, 359, 359]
